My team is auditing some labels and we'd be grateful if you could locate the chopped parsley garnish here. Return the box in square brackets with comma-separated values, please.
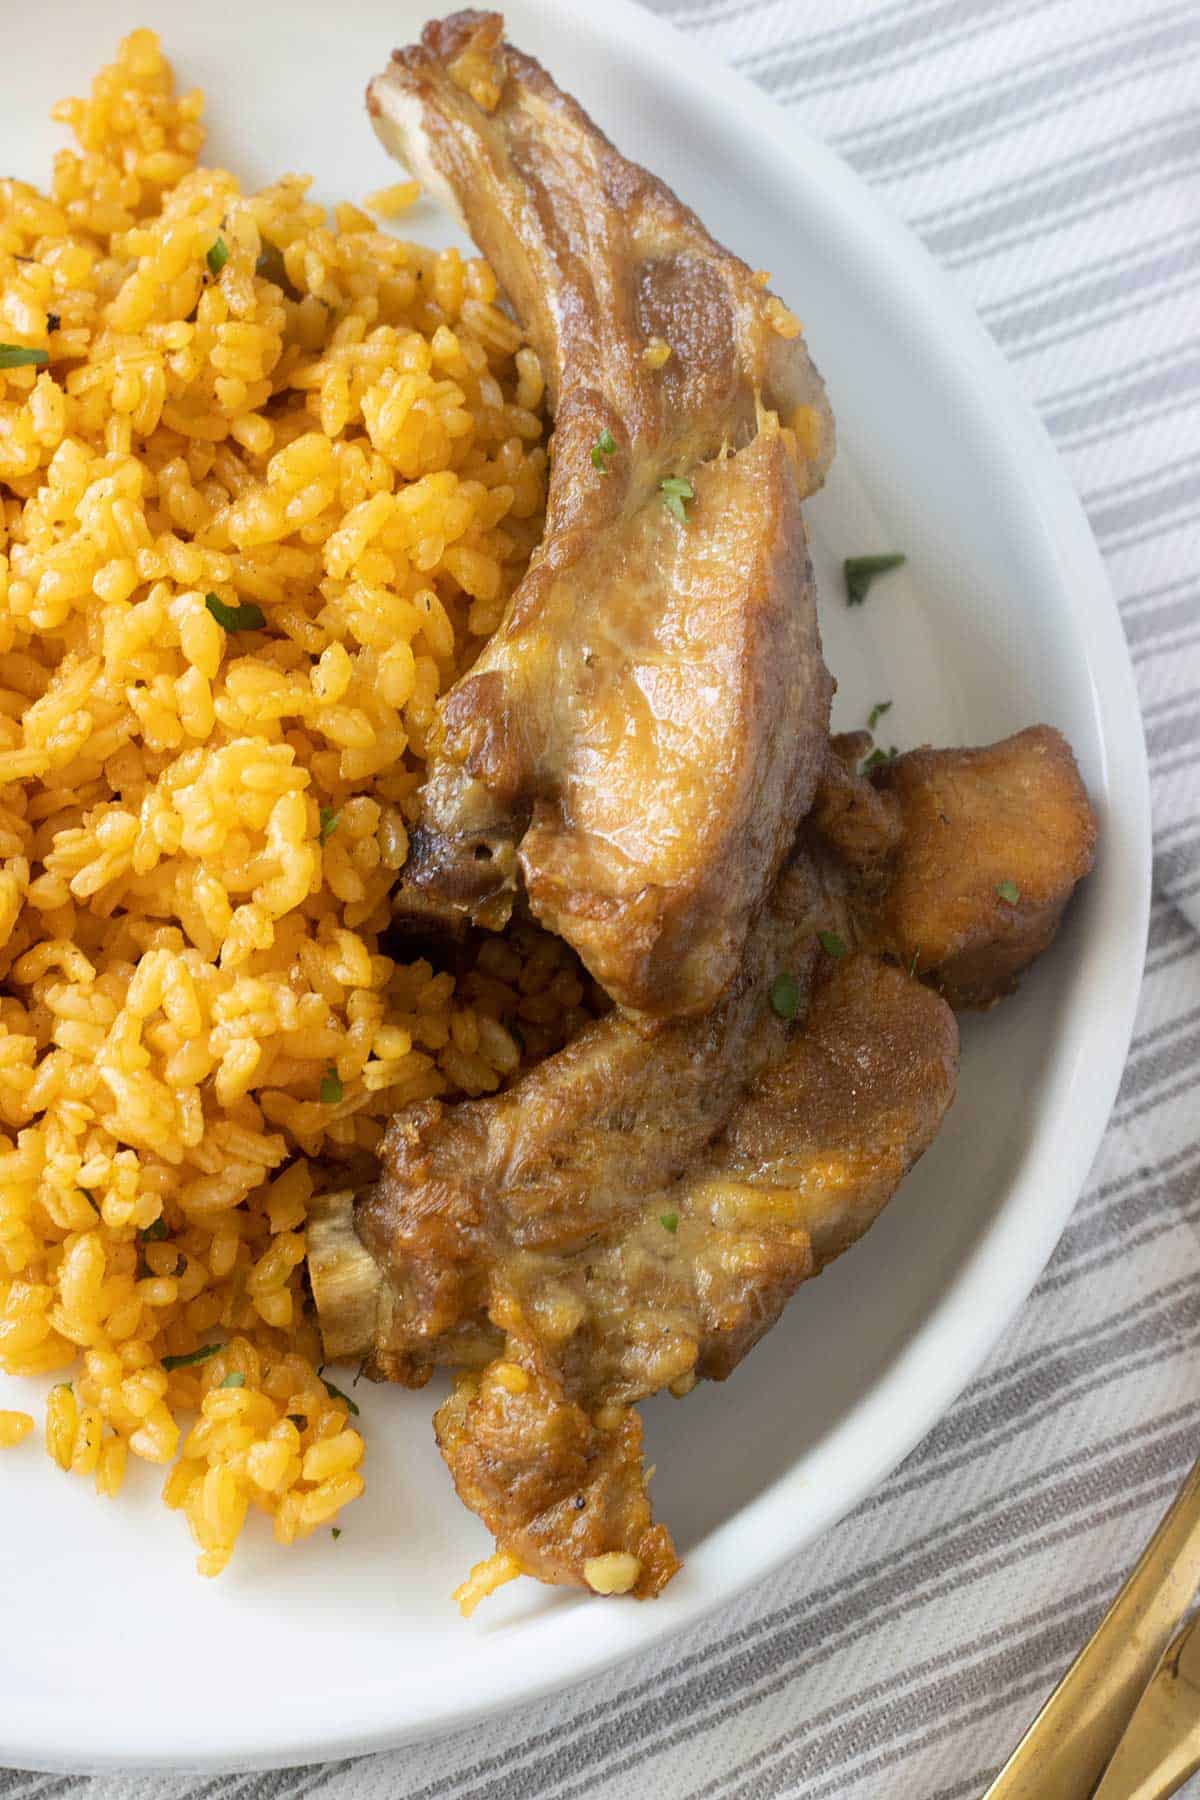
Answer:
[660, 475, 694, 523]
[206, 235, 230, 276]
[220, 1371, 246, 1389]
[0, 344, 49, 369]
[867, 700, 893, 731]
[331, 1527, 342, 1540]
[660, 1211, 680, 1234]
[996, 879, 1021, 905]
[46, 312, 61, 334]
[162, 1343, 222, 1372]
[862, 746, 897, 772]
[318, 806, 341, 844]
[591, 427, 616, 473]
[909, 947, 921, 977]
[205, 592, 265, 633]
[321, 1376, 360, 1417]
[320, 1065, 343, 1105]
[138, 1217, 169, 1242]
[818, 929, 848, 958]
[769, 971, 802, 1019]
[845, 552, 906, 606]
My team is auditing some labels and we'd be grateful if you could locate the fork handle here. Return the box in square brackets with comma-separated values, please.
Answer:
[1092, 1611, 1200, 1800]
[981, 1452, 1200, 1799]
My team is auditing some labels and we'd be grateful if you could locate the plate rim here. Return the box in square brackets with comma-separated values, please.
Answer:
[0, 0, 1151, 1771]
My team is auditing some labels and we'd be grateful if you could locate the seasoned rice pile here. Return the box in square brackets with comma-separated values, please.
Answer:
[0, 30, 571, 1573]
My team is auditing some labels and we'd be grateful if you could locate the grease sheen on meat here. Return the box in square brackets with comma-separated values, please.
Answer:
[367, 10, 835, 1017]
[309, 729, 1096, 1598]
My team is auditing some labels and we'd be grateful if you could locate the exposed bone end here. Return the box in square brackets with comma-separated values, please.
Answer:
[307, 1188, 382, 1363]
[366, 75, 471, 235]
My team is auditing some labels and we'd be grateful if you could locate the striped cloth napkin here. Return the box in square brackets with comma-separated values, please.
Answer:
[6, 1, 1196, 1797]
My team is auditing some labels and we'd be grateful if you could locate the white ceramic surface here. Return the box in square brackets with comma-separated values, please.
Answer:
[0, 0, 1150, 1773]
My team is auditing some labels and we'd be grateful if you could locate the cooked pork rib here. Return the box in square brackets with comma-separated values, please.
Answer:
[367, 12, 835, 1017]
[432, 954, 956, 1597]
[815, 724, 1098, 1006]
[865, 726, 1099, 1007]
[309, 728, 1095, 1599]
[325, 855, 825, 1382]
[486, 951, 959, 1400]
[435, 1342, 681, 1599]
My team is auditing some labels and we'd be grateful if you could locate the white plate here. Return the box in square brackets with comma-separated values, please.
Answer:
[0, 0, 1150, 1773]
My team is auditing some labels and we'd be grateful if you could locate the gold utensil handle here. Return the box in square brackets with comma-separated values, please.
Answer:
[1092, 1611, 1200, 1800]
[981, 1452, 1200, 1799]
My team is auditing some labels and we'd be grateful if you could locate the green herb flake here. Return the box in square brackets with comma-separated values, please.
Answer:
[591, 427, 616, 472]
[220, 1371, 246, 1389]
[818, 929, 848, 959]
[205, 592, 265, 633]
[321, 1376, 360, 1417]
[0, 344, 49, 370]
[320, 1065, 344, 1105]
[862, 746, 897, 773]
[996, 879, 1021, 905]
[206, 235, 230, 276]
[660, 1211, 680, 1235]
[138, 1217, 169, 1242]
[769, 970, 802, 1019]
[845, 552, 906, 607]
[46, 312, 61, 334]
[162, 1342, 222, 1372]
[331, 1527, 342, 1539]
[867, 700, 893, 732]
[660, 474, 694, 523]
[909, 947, 921, 978]
[318, 806, 341, 844]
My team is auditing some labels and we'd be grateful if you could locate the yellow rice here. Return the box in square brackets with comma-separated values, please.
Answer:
[0, 29, 572, 1575]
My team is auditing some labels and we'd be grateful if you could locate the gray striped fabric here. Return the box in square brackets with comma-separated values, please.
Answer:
[5, 0, 1197, 1795]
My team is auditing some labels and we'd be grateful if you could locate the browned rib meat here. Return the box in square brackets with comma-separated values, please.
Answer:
[366, 12, 834, 1017]
[853, 726, 1098, 1007]
[315, 854, 827, 1383]
[308, 727, 1095, 1600]
[492, 953, 958, 1404]
[435, 1359, 679, 1599]
[436, 953, 955, 1599]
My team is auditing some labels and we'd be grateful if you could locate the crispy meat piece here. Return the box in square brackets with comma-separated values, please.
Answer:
[436, 1360, 678, 1598]
[435, 955, 954, 1596]
[367, 12, 834, 1017]
[499, 953, 958, 1400]
[312, 951, 956, 1596]
[310, 854, 828, 1381]
[308, 727, 1096, 1602]
[857, 726, 1098, 1007]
